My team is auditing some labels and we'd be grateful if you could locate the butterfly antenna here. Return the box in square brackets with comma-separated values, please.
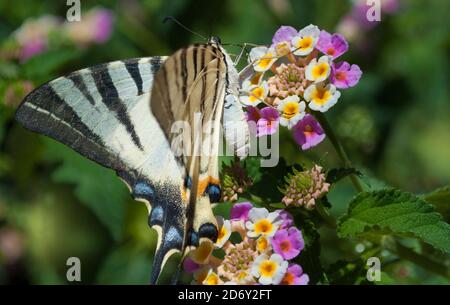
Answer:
[163, 16, 207, 41]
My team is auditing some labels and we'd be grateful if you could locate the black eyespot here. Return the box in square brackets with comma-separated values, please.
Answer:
[206, 184, 221, 203]
[198, 223, 218, 243]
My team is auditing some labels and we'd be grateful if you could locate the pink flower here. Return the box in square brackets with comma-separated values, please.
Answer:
[293, 114, 326, 150]
[183, 257, 201, 273]
[20, 40, 47, 62]
[330, 61, 362, 89]
[316, 30, 348, 59]
[246, 106, 261, 122]
[246, 106, 279, 137]
[246, 106, 261, 136]
[93, 9, 114, 43]
[257, 107, 279, 136]
[272, 26, 297, 46]
[230, 202, 253, 221]
[271, 227, 304, 260]
[281, 264, 309, 285]
[278, 210, 294, 229]
[65, 8, 113, 46]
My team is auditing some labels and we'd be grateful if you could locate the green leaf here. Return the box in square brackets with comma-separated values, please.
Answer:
[338, 189, 450, 253]
[96, 245, 152, 284]
[248, 158, 290, 203]
[42, 138, 128, 241]
[326, 259, 370, 285]
[325, 247, 380, 285]
[420, 185, 450, 221]
[326, 167, 361, 184]
[22, 49, 81, 81]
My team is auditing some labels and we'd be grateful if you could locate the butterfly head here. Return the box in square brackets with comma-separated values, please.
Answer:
[208, 36, 222, 45]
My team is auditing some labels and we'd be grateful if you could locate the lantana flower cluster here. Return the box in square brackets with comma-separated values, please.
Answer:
[184, 202, 309, 285]
[240, 25, 362, 150]
[5, 8, 113, 62]
[280, 164, 330, 209]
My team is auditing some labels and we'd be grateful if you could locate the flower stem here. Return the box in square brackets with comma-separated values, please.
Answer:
[315, 112, 364, 193]
[387, 241, 450, 280]
[316, 200, 337, 229]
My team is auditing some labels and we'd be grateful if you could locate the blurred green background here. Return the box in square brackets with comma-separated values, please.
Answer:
[0, 0, 449, 284]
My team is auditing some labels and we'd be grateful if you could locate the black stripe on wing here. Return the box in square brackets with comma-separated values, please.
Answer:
[90, 63, 144, 151]
[15, 84, 125, 170]
[124, 58, 144, 95]
[67, 73, 96, 105]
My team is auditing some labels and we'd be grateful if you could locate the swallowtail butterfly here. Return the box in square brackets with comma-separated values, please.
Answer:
[15, 37, 251, 284]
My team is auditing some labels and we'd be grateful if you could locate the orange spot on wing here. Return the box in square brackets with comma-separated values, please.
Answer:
[197, 176, 220, 196]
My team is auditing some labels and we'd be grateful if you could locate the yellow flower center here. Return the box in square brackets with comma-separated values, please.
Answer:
[335, 71, 346, 81]
[281, 272, 295, 285]
[259, 260, 278, 277]
[296, 36, 313, 50]
[312, 63, 330, 79]
[326, 47, 336, 56]
[275, 42, 290, 56]
[250, 72, 263, 85]
[257, 236, 268, 252]
[254, 219, 274, 235]
[237, 271, 248, 281]
[280, 240, 291, 252]
[304, 124, 314, 137]
[282, 101, 299, 119]
[311, 88, 331, 105]
[257, 53, 274, 69]
[205, 273, 219, 285]
[217, 226, 227, 243]
[249, 87, 264, 102]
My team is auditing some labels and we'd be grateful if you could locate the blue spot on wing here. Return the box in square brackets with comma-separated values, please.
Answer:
[133, 180, 154, 201]
[165, 226, 183, 245]
[150, 206, 164, 225]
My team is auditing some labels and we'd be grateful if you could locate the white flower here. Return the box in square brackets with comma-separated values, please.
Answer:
[251, 253, 288, 285]
[240, 81, 269, 106]
[305, 55, 331, 83]
[256, 236, 272, 253]
[277, 95, 306, 129]
[245, 208, 282, 238]
[249, 46, 278, 72]
[202, 269, 223, 285]
[304, 82, 341, 112]
[215, 217, 232, 248]
[291, 24, 320, 56]
[241, 72, 264, 88]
